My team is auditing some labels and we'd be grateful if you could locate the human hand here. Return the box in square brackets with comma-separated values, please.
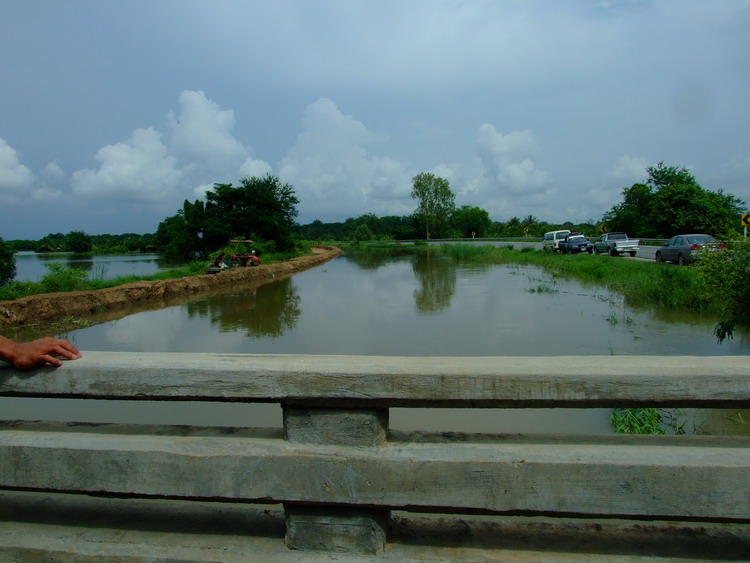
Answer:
[7, 337, 82, 369]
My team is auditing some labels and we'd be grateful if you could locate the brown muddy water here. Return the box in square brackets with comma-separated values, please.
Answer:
[3, 247, 748, 435]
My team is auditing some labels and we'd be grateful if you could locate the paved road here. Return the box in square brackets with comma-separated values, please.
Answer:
[430, 239, 660, 262]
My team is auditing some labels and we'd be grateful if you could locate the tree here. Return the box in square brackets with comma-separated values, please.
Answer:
[156, 214, 195, 261]
[502, 216, 523, 237]
[157, 174, 300, 258]
[36, 233, 66, 252]
[410, 173, 456, 239]
[646, 162, 697, 190]
[602, 183, 656, 237]
[65, 230, 93, 253]
[451, 205, 492, 238]
[0, 237, 16, 286]
[351, 223, 374, 242]
[204, 175, 299, 252]
[602, 162, 745, 238]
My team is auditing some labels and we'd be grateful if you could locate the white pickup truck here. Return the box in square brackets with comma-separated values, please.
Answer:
[592, 232, 640, 257]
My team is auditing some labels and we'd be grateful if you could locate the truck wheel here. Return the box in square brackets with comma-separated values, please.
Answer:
[609, 248, 618, 257]
[587, 248, 593, 254]
[628, 251, 636, 257]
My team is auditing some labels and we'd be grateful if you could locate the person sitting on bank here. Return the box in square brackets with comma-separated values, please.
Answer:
[0, 335, 82, 369]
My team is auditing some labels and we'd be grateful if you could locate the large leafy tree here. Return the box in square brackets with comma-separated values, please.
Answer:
[0, 237, 16, 286]
[204, 175, 299, 251]
[451, 205, 492, 238]
[157, 174, 300, 260]
[36, 233, 66, 252]
[155, 214, 195, 261]
[603, 162, 745, 238]
[65, 230, 93, 253]
[410, 172, 456, 238]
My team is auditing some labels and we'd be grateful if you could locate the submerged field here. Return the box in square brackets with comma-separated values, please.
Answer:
[436, 243, 713, 313]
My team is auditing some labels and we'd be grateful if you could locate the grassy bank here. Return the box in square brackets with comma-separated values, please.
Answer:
[437, 243, 712, 312]
[0, 246, 311, 302]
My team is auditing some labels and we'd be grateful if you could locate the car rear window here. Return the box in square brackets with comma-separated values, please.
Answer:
[686, 235, 714, 244]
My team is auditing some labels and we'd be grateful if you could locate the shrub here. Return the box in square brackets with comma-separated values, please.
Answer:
[0, 237, 16, 286]
[697, 239, 750, 342]
[40, 263, 88, 293]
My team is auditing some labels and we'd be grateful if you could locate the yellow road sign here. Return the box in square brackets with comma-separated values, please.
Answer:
[742, 213, 750, 227]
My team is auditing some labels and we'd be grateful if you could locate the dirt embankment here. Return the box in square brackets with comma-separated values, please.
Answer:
[0, 246, 341, 331]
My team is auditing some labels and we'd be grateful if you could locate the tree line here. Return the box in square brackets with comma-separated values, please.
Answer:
[6, 232, 158, 254]
[1, 163, 746, 268]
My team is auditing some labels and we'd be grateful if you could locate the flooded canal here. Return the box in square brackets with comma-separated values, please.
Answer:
[13, 251, 173, 282]
[3, 247, 748, 435]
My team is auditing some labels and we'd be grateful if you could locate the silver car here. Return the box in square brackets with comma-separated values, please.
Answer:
[655, 234, 716, 265]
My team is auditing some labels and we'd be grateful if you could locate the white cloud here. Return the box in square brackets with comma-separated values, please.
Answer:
[278, 98, 412, 219]
[611, 155, 649, 182]
[167, 90, 272, 188]
[0, 138, 34, 200]
[30, 187, 64, 201]
[43, 160, 65, 180]
[192, 183, 214, 200]
[169, 90, 247, 165]
[238, 157, 273, 178]
[69, 90, 275, 208]
[71, 127, 183, 202]
[475, 124, 549, 195]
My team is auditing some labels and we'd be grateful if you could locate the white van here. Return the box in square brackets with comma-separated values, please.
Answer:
[542, 230, 571, 252]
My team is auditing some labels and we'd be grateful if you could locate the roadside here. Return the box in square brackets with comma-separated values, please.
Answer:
[0, 246, 341, 331]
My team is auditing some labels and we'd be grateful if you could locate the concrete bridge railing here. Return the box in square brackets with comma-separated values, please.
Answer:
[1, 352, 749, 560]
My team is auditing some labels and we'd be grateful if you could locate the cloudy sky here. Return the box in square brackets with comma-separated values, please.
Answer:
[1, 0, 749, 239]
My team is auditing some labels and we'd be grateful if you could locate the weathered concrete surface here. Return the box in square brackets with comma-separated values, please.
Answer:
[2, 352, 749, 408]
[0, 246, 341, 329]
[1, 491, 749, 561]
[2, 352, 750, 558]
[2, 421, 750, 520]
[285, 505, 389, 555]
[284, 407, 388, 446]
[284, 407, 390, 553]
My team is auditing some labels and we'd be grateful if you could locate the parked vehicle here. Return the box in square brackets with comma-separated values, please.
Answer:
[593, 232, 640, 257]
[206, 239, 260, 274]
[654, 234, 717, 265]
[558, 233, 593, 254]
[541, 230, 571, 252]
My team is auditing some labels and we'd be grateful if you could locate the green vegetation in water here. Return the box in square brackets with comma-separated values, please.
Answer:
[610, 408, 666, 434]
[438, 244, 714, 313]
[527, 284, 559, 294]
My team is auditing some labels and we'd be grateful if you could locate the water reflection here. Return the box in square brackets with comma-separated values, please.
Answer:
[342, 246, 416, 270]
[60, 247, 749, 358]
[185, 278, 301, 337]
[4, 247, 748, 435]
[412, 250, 456, 313]
[13, 252, 177, 282]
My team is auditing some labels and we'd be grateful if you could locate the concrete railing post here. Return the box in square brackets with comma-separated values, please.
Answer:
[282, 405, 390, 554]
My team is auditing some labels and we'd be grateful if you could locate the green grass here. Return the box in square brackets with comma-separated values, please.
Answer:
[438, 244, 712, 312]
[610, 408, 666, 434]
[0, 248, 310, 302]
